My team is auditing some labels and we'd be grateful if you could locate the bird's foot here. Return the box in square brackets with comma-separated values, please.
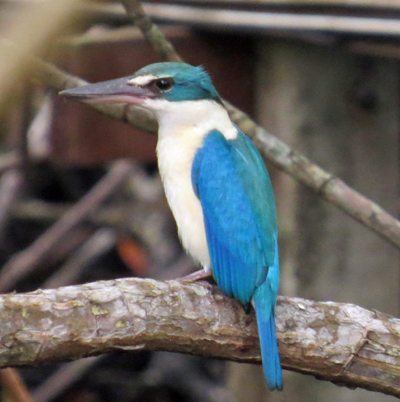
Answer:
[177, 268, 213, 283]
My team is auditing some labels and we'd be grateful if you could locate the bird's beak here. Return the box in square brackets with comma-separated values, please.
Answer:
[59, 76, 156, 105]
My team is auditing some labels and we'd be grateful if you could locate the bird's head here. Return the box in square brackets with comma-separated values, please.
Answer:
[60, 62, 223, 115]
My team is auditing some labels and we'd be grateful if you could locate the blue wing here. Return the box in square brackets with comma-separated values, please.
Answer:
[192, 129, 282, 390]
[192, 129, 278, 305]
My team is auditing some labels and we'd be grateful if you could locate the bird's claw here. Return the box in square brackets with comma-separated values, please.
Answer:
[177, 269, 213, 283]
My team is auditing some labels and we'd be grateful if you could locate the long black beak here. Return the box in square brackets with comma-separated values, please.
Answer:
[60, 76, 156, 105]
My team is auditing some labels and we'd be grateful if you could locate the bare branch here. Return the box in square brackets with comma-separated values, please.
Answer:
[122, 0, 182, 62]
[0, 170, 24, 241]
[29, 54, 157, 133]
[0, 160, 133, 292]
[42, 228, 116, 289]
[122, 0, 400, 250]
[14, 39, 398, 250]
[1, 278, 400, 398]
[0, 368, 34, 402]
[0, 152, 21, 176]
[251, 128, 400, 251]
[32, 356, 104, 402]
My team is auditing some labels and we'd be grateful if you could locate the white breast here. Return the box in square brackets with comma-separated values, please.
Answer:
[157, 132, 210, 267]
[150, 99, 238, 268]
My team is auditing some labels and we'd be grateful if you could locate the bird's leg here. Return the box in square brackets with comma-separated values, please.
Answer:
[178, 267, 213, 283]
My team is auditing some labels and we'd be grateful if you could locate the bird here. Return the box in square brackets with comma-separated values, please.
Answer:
[60, 62, 282, 390]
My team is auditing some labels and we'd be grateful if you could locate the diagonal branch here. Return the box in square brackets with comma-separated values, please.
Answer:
[120, 0, 400, 250]
[29, 53, 156, 133]
[0, 160, 133, 292]
[1, 278, 400, 398]
[122, 0, 183, 62]
[8, 22, 400, 249]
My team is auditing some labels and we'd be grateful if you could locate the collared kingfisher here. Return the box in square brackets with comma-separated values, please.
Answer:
[61, 62, 282, 390]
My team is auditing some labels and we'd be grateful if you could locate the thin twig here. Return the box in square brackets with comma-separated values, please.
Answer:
[0, 170, 24, 244]
[0, 368, 34, 402]
[0, 160, 133, 292]
[32, 356, 104, 402]
[1, 278, 400, 398]
[29, 52, 157, 133]
[3, 39, 154, 130]
[122, 0, 183, 62]
[43, 228, 116, 289]
[0, 151, 22, 176]
[12, 198, 182, 276]
[12, 200, 126, 227]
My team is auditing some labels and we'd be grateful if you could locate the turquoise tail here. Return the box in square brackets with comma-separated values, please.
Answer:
[253, 289, 283, 390]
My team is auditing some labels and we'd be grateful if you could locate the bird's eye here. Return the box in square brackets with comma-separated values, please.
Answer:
[155, 78, 173, 92]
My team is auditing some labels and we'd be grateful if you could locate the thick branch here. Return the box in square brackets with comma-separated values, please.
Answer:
[1, 278, 400, 398]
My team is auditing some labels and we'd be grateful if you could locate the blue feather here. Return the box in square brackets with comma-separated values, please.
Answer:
[254, 236, 282, 390]
[133, 63, 222, 103]
[192, 129, 282, 389]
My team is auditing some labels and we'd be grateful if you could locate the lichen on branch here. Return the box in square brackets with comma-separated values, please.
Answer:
[1, 278, 400, 398]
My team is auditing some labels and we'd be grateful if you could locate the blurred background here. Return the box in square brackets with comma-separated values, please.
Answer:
[0, 0, 399, 401]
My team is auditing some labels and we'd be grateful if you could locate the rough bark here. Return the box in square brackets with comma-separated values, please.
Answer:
[1, 278, 400, 398]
